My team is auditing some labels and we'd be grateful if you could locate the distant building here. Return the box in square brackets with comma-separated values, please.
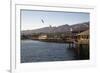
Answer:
[38, 34, 48, 40]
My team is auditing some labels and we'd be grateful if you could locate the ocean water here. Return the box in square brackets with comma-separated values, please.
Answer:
[21, 40, 76, 63]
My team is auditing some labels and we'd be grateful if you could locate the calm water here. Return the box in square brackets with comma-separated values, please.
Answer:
[21, 40, 77, 63]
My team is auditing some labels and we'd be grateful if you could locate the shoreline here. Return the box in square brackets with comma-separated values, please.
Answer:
[21, 38, 74, 43]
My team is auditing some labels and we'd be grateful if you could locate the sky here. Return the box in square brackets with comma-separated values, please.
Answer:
[21, 10, 90, 30]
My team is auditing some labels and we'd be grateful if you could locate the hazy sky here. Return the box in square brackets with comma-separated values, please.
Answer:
[21, 10, 89, 30]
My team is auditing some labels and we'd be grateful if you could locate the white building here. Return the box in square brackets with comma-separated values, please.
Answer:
[38, 34, 48, 40]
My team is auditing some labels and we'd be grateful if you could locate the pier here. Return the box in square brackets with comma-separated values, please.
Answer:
[67, 30, 89, 59]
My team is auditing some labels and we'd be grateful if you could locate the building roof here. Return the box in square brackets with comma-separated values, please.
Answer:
[78, 30, 89, 36]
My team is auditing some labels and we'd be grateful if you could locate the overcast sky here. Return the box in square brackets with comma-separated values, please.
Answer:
[21, 10, 90, 30]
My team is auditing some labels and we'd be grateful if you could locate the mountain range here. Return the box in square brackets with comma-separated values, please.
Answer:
[21, 22, 89, 35]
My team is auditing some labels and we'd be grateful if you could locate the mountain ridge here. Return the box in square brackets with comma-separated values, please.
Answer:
[21, 22, 89, 35]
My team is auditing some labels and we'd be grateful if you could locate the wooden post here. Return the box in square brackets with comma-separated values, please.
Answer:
[69, 43, 71, 49]
[77, 43, 80, 58]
